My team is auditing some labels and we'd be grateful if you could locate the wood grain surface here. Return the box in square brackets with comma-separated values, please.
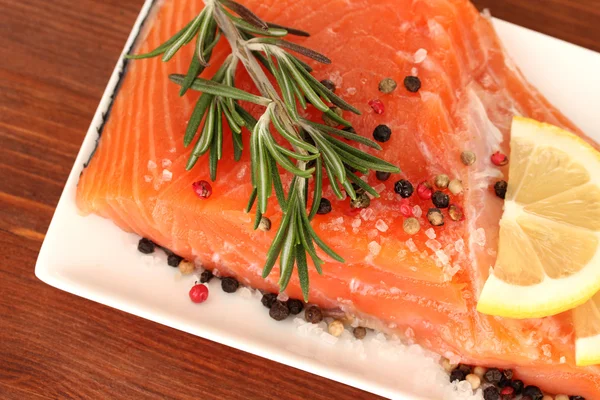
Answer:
[0, 1, 598, 399]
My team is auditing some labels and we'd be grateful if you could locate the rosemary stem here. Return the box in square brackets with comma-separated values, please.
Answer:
[207, 0, 308, 196]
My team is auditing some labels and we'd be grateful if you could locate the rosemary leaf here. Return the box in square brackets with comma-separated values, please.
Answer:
[308, 157, 323, 220]
[346, 170, 380, 198]
[220, 0, 268, 30]
[245, 187, 258, 213]
[191, 99, 217, 156]
[324, 135, 400, 173]
[323, 160, 344, 200]
[162, 13, 204, 62]
[234, 103, 256, 128]
[283, 58, 329, 112]
[298, 201, 344, 263]
[209, 133, 218, 181]
[278, 212, 297, 290]
[274, 143, 319, 161]
[256, 130, 272, 214]
[295, 244, 310, 301]
[253, 207, 263, 230]
[323, 107, 352, 127]
[216, 101, 224, 160]
[126, 19, 194, 59]
[341, 178, 357, 201]
[232, 127, 243, 161]
[295, 205, 323, 273]
[302, 120, 382, 150]
[221, 99, 242, 133]
[261, 131, 314, 178]
[228, 12, 287, 37]
[170, 74, 272, 106]
[266, 22, 310, 37]
[196, 11, 216, 66]
[184, 94, 213, 146]
[267, 154, 287, 212]
[269, 107, 318, 153]
[254, 38, 330, 64]
[308, 129, 346, 182]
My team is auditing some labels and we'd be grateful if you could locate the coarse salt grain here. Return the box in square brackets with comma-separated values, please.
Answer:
[473, 228, 486, 247]
[360, 208, 375, 221]
[162, 169, 173, 182]
[376, 219, 389, 232]
[367, 229, 379, 240]
[435, 250, 450, 266]
[454, 238, 465, 253]
[414, 48, 428, 63]
[144, 175, 153, 182]
[237, 165, 248, 179]
[406, 238, 418, 252]
[373, 183, 386, 194]
[560, 356, 566, 363]
[346, 87, 357, 95]
[411, 67, 418, 76]
[412, 205, 422, 218]
[239, 287, 253, 299]
[368, 241, 382, 256]
[161, 159, 172, 168]
[277, 292, 289, 302]
[352, 218, 362, 228]
[426, 239, 442, 252]
[147, 160, 157, 170]
[425, 228, 436, 239]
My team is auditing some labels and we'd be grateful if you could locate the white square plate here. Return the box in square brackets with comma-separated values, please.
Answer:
[35, 1, 600, 399]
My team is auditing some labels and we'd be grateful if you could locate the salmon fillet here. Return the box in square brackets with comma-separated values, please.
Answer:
[77, 0, 600, 396]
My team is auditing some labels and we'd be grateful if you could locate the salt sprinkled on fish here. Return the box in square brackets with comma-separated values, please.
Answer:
[147, 160, 157, 170]
[162, 169, 172, 182]
[413, 48, 428, 63]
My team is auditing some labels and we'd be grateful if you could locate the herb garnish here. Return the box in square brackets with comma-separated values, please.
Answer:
[127, 0, 400, 300]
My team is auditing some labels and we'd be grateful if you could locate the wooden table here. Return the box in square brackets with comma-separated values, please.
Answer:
[1, 1, 598, 398]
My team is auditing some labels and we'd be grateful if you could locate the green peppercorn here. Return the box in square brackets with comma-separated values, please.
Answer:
[350, 193, 371, 209]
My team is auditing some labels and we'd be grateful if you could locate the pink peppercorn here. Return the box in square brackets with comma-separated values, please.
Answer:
[491, 151, 509, 166]
[192, 180, 212, 199]
[399, 199, 413, 217]
[189, 284, 209, 303]
[416, 181, 433, 200]
[368, 99, 385, 114]
[500, 386, 514, 396]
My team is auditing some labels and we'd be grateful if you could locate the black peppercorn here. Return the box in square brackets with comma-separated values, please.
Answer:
[261, 293, 277, 308]
[483, 386, 500, 400]
[502, 369, 513, 381]
[522, 386, 543, 400]
[432, 191, 450, 208]
[376, 171, 391, 181]
[457, 364, 472, 374]
[350, 193, 371, 210]
[570, 396, 586, 400]
[449, 369, 467, 382]
[343, 126, 356, 134]
[373, 124, 392, 143]
[484, 368, 503, 384]
[221, 277, 239, 293]
[287, 299, 304, 315]
[394, 179, 414, 198]
[304, 305, 323, 324]
[353, 326, 367, 339]
[494, 180, 508, 199]
[510, 379, 524, 395]
[317, 198, 332, 215]
[269, 300, 290, 321]
[320, 79, 336, 92]
[167, 253, 183, 267]
[137, 238, 155, 254]
[199, 270, 214, 283]
[404, 76, 422, 93]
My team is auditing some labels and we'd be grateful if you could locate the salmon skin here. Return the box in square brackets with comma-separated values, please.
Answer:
[77, 0, 600, 396]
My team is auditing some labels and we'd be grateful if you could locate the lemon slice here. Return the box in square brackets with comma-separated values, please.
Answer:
[574, 292, 600, 366]
[477, 117, 600, 319]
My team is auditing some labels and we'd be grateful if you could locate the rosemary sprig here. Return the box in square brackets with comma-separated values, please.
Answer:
[127, 0, 400, 301]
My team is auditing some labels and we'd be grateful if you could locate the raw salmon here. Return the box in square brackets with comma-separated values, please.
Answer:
[77, 0, 600, 396]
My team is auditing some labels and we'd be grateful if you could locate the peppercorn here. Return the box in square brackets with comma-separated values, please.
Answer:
[432, 191, 450, 208]
[427, 208, 444, 226]
[448, 204, 464, 221]
[404, 76, 421, 93]
[416, 181, 433, 200]
[192, 180, 212, 199]
[441, 357, 458, 372]
[258, 216, 272, 232]
[502, 369, 513, 381]
[167, 253, 183, 267]
[179, 260, 195, 275]
[200, 270, 214, 283]
[449, 369, 467, 382]
[137, 238, 155, 254]
[350, 193, 371, 209]
[368, 99, 385, 114]
[328, 320, 344, 337]
[189, 284, 209, 304]
[378, 77, 398, 94]
[494, 180, 508, 199]
[317, 198, 332, 214]
[465, 374, 481, 390]
[570, 396, 586, 400]
[376, 171, 391, 181]
[394, 179, 414, 198]
[221, 277, 239, 293]
[261, 293, 277, 308]
[373, 124, 392, 143]
[448, 179, 463, 195]
[510, 379, 524, 394]
[353, 326, 367, 339]
[555, 396, 570, 400]
[461, 151, 476, 166]
[522, 386, 544, 400]
[491, 151, 509, 166]
[287, 299, 304, 315]
[434, 174, 450, 189]
[323, 106, 343, 127]
[269, 300, 290, 321]
[457, 364, 472, 374]
[483, 386, 500, 400]
[484, 368, 503, 384]
[320, 79, 336, 92]
[343, 126, 356, 134]
[473, 366, 487, 378]
[500, 386, 515, 398]
[403, 217, 420, 235]
[304, 305, 323, 324]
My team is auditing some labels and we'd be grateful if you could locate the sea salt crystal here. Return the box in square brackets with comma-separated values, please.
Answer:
[239, 287, 253, 299]
[373, 183, 386, 194]
[161, 159, 172, 168]
[473, 228, 486, 247]
[143, 175, 153, 183]
[411, 67, 418, 76]
[426, 239, 442, 252]
[541, 344, 552, 357]
[454, 238, 465, 253]
[352, 218, 362, 228]
[435, 250, 450, 265]
[375, 219, 389, 232]
[560, 356, 566, 364]
[147, 160, 157, 170]
[425, 228, 436, 239]
[367, 229, 379, 240]
[346, 87, 357, 95]
[162, 169, 173, 182]
[413, 48, 428, 63]
[406, 238, 418, 252]
[320, 331, 339, 345]
[277, 292, 289, 302]
[237, 165, 248, 179]
[412, 205, 422, 218]
[368, 241, 382, 256]
[360, 208, 375, 221]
